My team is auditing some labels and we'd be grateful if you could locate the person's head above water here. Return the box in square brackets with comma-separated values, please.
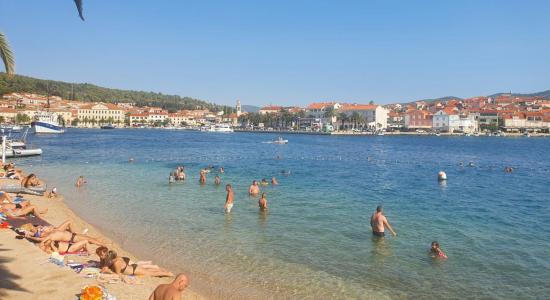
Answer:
[252, 180, 257, 185]
[173, 273, 189, 291]
[226, 184, 232, 191]
[376, 205, 383, 213]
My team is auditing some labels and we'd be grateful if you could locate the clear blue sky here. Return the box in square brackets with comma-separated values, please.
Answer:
[1, 0, 549, 106]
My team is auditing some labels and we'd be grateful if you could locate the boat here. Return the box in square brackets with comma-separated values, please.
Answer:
[100, 123, 115, 129]
[523, 132, 531, 138]
[377, 131, 385, 136]
[1, 131, 42, 158]
[201, 124, 234, 132]
[31, 112, 64, 134]
[264, 136, 288, 144]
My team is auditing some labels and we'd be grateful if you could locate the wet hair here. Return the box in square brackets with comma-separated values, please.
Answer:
[252, 180, 257, 184]
[261, 192, 266, 198]
[431, 241, 437, 247]
[226, 184, 232, 189]
[376, 206, 383, 212]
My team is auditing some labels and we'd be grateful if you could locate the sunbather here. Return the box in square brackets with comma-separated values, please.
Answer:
[38, 228, 105, 248]
[21, 173, 42, 188]
[96, 246, 173, 277]
[41, 238, 89, 254]
[22, 220, 77, 241]
[0, 204, 47, 217]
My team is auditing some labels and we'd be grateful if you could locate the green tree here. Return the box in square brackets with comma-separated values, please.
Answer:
[1, 1, 84, 75]
[71, 118, 80, 127]
[90, 117, 97, 127]
[15, 113, 30, 124]
[0, 116, 5, 123]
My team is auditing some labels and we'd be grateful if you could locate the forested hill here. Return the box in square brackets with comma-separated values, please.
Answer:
[0, 73, 232, 113]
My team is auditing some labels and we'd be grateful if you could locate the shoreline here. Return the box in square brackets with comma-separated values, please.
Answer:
[0, 175, 205, 299]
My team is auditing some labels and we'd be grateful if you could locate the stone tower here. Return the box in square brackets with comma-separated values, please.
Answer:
[236, 99, 242, 116]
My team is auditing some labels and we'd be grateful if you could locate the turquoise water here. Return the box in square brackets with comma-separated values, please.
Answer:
[17, 129, 550, 299]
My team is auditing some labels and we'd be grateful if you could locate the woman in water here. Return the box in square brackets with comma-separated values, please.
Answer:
[429, 241, 448, 259]
[271, 177, 279, 185]
[214, 175, 221, 185]
[199, 170, 207, 185]
[96, 246, 173, 277]
[260, 178, 269, 186]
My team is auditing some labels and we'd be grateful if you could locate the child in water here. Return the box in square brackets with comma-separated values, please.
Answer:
[429, 241, 447, 259]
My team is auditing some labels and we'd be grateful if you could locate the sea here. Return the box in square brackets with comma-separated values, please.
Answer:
[15, 129, 550, 299]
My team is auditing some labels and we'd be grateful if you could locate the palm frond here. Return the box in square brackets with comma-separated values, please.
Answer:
[74, 0, 85, 21]
[0, 32, 15, 75]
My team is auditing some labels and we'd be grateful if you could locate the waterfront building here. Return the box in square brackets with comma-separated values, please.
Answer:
[77, 102, 125, 127]
[404, 109, 433, 130]
[339, 104, 389, 130]
[503, 111, 550, 132]
[259, 105, 283, 115]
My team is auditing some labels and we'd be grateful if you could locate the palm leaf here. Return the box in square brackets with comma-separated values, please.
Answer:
[0, 32, 15, 75]
[74, 0, 85, 21]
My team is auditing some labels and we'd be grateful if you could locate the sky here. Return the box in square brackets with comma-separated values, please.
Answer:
[1, 0, 550, 107]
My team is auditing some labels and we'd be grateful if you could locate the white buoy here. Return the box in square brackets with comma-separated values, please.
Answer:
[438, 171, 447, 181]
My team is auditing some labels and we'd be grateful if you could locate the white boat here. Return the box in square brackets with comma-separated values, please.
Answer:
[1, 134, 42, 158]
[523, 132, 531, 138]
[201, 124, 234, 132]
[265, 136, 288, 144]
[31, 112, 64, 134]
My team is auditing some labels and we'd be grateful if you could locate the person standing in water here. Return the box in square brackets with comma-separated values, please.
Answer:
[248, 180, 260, 196]
[214, 175, 221, 185]
[199, 170, 206, 185]
[258, 192, 268, 210]
[370, 206, 397, 237]
[76, 176, 87, 187]
[225, 184, 234, 213]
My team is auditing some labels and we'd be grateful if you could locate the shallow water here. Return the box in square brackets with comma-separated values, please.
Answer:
[18, 129, 550, 299]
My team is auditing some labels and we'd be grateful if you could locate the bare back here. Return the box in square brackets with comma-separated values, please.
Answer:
[150, 284, 180, 300]
[371, 212, 386, 233]
[226, 190, 234, 204]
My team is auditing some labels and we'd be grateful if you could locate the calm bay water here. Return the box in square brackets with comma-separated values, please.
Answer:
[17, 129, 550, 299]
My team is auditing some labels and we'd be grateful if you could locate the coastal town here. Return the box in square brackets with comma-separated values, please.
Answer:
[1, 91, 550, 135]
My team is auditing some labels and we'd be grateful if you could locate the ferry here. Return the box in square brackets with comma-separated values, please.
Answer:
[31, 112, 65, 134]
[100, 123, 115, 129]
[201, 124, 234, 133]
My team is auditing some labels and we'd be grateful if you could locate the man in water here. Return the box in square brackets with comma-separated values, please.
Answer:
[225, 184, 234, 213]
[149, 273, 189, 300]
[258, 192, 268, 210]
[370, 206, 397, 237]
[248, 180, 260, 195]
[214, 175, 221, 185]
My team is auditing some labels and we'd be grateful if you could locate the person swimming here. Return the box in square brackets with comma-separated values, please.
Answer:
[271, 177, 279, 185]
[219, 167, 224, 174]
[504, 166, 514, 173]
[429, 241, 448, 259]
[258, 192, 268, 210]
[214, 175, 221, 185]
[76, 176, 87, 187]
[248, 180, 260, 195]
[260, 178, 269, 186]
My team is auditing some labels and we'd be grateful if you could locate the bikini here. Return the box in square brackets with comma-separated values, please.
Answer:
[121, 257, 138, 275]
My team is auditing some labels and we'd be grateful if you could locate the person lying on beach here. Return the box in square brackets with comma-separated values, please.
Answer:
[0, 190, 29, 207]
[370, 206, 396, 237]
[429, 241, 448, 259]
[214, 175, 221, 185]
[38, 228, 105, 248]
[76, 176, 87, 187]
[3, 162, 22, 179]
[21, 220, 77, 241]
[0, 198, 30, 211]
[40, 238, 89, 255]
[21, 173, 41, 188]
[260, 178, 269, 186]
[271, 177, 278, 185]
[0, 204, 47, 218]
[248, 180, 260, 196]
[258, 192, 268, 210]
[149, 273, 189, 300]
[96, 246, 173, 277]
[225, 184, 234, 213]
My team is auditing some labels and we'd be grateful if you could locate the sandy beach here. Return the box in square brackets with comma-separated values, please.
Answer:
[0, 176, 205, 300]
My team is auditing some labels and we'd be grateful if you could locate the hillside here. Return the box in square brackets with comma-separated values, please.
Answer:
[0, 73, 232, 113]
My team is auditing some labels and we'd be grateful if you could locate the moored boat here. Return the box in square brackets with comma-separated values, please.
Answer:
[31, 112, 64, 134]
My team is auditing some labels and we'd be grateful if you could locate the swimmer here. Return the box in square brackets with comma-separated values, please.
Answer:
[248, 180, 260, 195]
[224, 184, 234, 213]
[271, 177, 279, 185]
[129, 157, 134, 163]
[260, 178, 269, 186]
[214, 175, 221, 185]
[468, 161, 475, 167]
[199, 170, 207, 185]
[75, 176, 87, 187]
[219, 167, 224, 174]
[429, 241, 448, 259]
[370, 206, 397, 237]
[258, 192, 268, 210]
[504, 166, 514, 173]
